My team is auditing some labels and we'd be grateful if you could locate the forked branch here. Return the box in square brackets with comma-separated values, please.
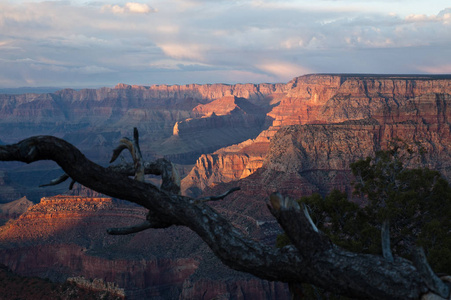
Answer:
[0, 132, 449, 300]
[110, 127, 145, 182]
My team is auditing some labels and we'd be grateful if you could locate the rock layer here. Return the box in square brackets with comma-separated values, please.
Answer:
[0, 82, 287, 202]
[0, 195, 289, 299]
[1, 74, 451, 299]
[183, 74, 451, 196]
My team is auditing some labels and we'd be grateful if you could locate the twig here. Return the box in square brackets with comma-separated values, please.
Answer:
[39, 173, 70, 187]
[194, 187, 240, 204]
[302, 203, 319, 233]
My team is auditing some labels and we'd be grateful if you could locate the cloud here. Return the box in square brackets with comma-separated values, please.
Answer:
[102, 2, 157, 14]
[0, 0, 450, 88]
[416, 64, 451, 74]
[158, 43, 208, 61]
[405, 9, 451, 24]
[257, 61, 312, 81]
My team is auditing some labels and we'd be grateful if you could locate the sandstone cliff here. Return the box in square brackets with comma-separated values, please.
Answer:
[166, 95, 271, 165]
[182, 74, 451, 196]
[0, 195, 289, 299]
[0, 82, 287, 202]
[1, 74, 451, 300]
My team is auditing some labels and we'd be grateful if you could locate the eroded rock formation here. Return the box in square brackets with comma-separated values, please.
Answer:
[0, 195, 289, 299]
[1, 74, 451, 299]
[183, 74, 451, 196]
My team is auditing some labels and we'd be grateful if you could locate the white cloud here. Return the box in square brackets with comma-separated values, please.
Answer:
[0, 0, 450, 88]
[405, 10, 451, 24]
[102, 2, 157, 14]
[257, 62, 312, 81]
[158, 43, 208, 61]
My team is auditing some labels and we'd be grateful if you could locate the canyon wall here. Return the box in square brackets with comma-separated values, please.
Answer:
[1, 74, 451, 299]
[0, 82, 287, 202]
[0, 195, 289, 299]
[182, 74, 451, 196]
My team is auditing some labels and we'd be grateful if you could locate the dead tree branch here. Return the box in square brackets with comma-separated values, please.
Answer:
[110, 127, 145, 181]
[382, 219, 394, 263]
[194, 187, 241, 204]
[0, 133, 449, 300]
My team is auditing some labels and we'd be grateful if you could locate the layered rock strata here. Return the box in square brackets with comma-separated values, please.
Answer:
[0, 82, 287, 202]
[0, 195, 289, 299]
[183, 74, 451, 196]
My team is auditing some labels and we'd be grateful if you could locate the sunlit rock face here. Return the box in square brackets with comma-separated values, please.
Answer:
[0, 82, 287, 202]
[0, 195, 289, 299]
[1, 74, 450, 299]
[183, 74, 451, 197]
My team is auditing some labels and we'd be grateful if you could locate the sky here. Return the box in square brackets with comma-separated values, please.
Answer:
[0, 0, 450, 88]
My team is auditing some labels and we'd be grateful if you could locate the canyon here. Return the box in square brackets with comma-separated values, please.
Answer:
[0, 195, 288, 299]
[0, 74, 450, 299]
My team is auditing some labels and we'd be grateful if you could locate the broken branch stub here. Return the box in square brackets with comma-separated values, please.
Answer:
[110, 127, 145, 182]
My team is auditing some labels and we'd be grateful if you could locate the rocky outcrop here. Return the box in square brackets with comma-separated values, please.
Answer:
[2, 74, 451, 299]
[0, 82, 287, 202]
[192, 95, 265, 116]
[113, 82, 288, 103]
[181, 140, 268, 196]
[183, 74, 451, 196]
[0, 263, 125, 300]
[202, 92, 451, 208]
[0, 195, 289, 299]
[268, 74, 451, 126]
[163, 95, 271, 164]
[0, 196, 33, 225]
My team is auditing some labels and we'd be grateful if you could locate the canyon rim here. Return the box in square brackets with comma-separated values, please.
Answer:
[0, 74, 450, 299]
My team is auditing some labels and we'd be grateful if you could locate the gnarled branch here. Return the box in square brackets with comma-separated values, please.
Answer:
[1, 134, 449, 300]
[110, 127, 145, 182]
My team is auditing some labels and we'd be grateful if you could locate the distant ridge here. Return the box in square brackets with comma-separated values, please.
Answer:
[1, 74, 450, 95]
[0, 87, 78, 95]
[312, 73, 451, 80]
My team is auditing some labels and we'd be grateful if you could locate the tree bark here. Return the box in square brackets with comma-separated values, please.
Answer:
[0, 135, 448, 300]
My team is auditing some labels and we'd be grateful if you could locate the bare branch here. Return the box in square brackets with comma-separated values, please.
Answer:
[110, 144, 128, 164]
[39, 173, 70, 187]
[107, 221, 153, 235]
[302, 203, 319, 233]
[194, 187, 240, 203]
[1, 135, 447, 299]
[413, 247, 450, 299]
[110, 127, 145, 182]
[382, 219, 394, 263]
[268, 194, 331, 258]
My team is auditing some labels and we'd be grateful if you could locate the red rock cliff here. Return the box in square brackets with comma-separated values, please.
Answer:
[183, 74, 451, 196]
[0, 195, 289, 299]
